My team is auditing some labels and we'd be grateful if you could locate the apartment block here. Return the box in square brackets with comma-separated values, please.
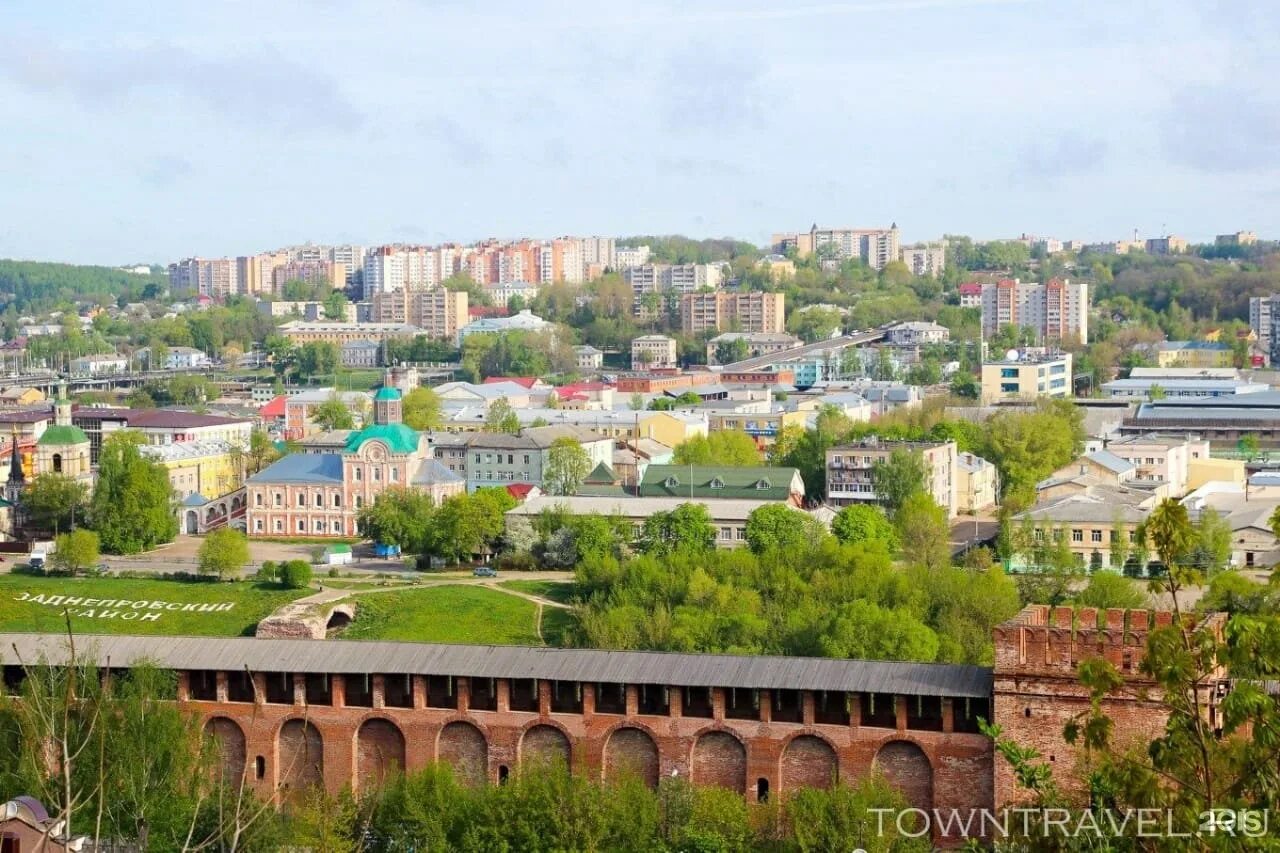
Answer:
[979, 278, 1088, 345]
[680, 291, 786, 335]
[1145, 235, 1188, 255]
[825, 439, 958, 516]
[631, 335, 678, 369]
[362, 246, 446, 297]
[278, 321, 423, 347]
[773, 224, 901, 270]
[614, 245, 651, 269]
[168, 258, 239, 298]
[900, 245, 946, 276]
[625, 263, 724, 317]
[1217, 231, 1258, 247]
[370, 288, 469, 341]
[980, 352, 1072, 405]
[271, 260, 347, 293]
[1249, 295, 1279, 345]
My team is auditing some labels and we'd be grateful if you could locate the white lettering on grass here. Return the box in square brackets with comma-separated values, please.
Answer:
[12, 590, 237, 623]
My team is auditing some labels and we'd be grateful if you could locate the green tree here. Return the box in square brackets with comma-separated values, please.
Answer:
[640, 503, 716, 556]
[246, 428, 280, 475]
[1146, 497, 1194, 573]
[1190, 507, 1233, 576]
[713, 336, 749, 365]
[1073, 571, 1146, 609]
[197, 528, 250, 580]
[545, 437, 592, 496]
[870, 449, 927, 515]
[295, 340, 339, 380]
[672, 431, 761, 466]
[21, 473, 89, 534]
[312, 395, 356, 431]
[1238, 433, 1260, 461]
[356, 488, 437, 553]
[51, 529, 99, 575]
[895, 492, 951, 571]
[831, 504, 898, 549]
[432, 489, 516, 563]
[401, 386, 443, 431]
[819, 599, 940, 661]
[485, 398, 521, 434]
[89, 432, 178, 554]
[322, 289, 348, 320]
[743, 504, 828, 555]
[280, 559, 314, 589]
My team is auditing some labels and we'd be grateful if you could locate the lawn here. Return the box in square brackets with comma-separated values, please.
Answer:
[499, 579, 579, 605]
[339, 585, 545, 645]
[0, 574, 308, 637]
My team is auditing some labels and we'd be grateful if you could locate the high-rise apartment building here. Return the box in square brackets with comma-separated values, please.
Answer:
[271, 260, 347, 293]
[579, 236, 616, 270]
[980, 278, 1088, 345]
[1145, 235, 1188, 255]
[362, 246, 443, 298]
[1250, 295, 1279, 345]
[624, 264, 724, 319]
[1217, 231, 1258, 247]
[680, 291, 785, 335]
[168, 258, 240, 299]
[369, 288, 469, 341]
[899, 245, 946, 276]
[772, 224, 902, 270]
[615, 245, 651, 269]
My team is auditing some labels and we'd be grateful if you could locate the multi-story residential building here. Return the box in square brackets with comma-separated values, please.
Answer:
[258, 300, 358, 322]
[236, 251, 288, 296]
[1145, 235, 1188, 255]
[624, 264, 723, 317]
[614, 245, 651, 269]
[168, 258, 239, 298]
[246, 387, 465, 538]
[824, 439, 958, 516]
[579, 236, 616, 271]
[957, 282, 983, 308]
[1012, 483, 1154, 570]
[369, 289, 469, 341]
[574, 345, 603, 370]
[899, 244, 946, 276]
[459, 426, 613, 493]
[1083, 240, 1145, 255]
[327, 245, 366, 286]
[279, 321, 423, 348]
[773, 224, 902, 270]
[979, 278, 1088, 345]
[1154, 341, 1232, 368]
[631, 335, 678, 369]
[1217, 231, 1258, 247]
[341, 341, 382, 368]
[956, 451, 998, 514]
[1103, 433, 1208, 498]
[362, 246, 444, 297]
[69, 354, 128, 377]
[164, 346, 211, 370]
[756, 254, 796, 282]
[456, 309, 552, 345]
[979, 352, 1072, 405]
[139, 439, 244, 501]
[71, 408, 255, 462]
[1249, 294, 1279, 344]
[705, 407, 807, 448]
[680, 292, 786, 335]
[485, 282, 539, 307]
[706, 332, 802, 365]
[271, 260, 347, 294]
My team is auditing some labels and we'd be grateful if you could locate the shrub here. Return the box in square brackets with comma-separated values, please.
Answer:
[280, 559, 313, 590]
[256, 560, 279, 583]
[496, 550, 538, 572]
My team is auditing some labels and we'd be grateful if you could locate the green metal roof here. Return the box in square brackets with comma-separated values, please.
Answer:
[373, 386, 403, 401]
[344, 423, 420, 454]
[584, 461, 619, 485]
[639, 464, 802, 501]
[38, 425, 89, 446]
[324, 544, 353, 554]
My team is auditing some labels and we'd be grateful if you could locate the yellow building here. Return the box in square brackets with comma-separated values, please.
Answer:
[707, 410, 807, 448]
[0, 387, 45, 407]
[980, 353, 1072, 405]
[1188, 457, 1246, 492]
[956, 451, 998, 513]
[139, 440, 245, 501]
[1155, 341, 1233, 368]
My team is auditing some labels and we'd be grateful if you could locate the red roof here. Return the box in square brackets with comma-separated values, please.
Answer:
[483, 377, 538, 389]
[468, 306, 509, 319]
[556, 382, 612, 396]
[958, 282, 983, 295]
[505, 483, 538, 500]
[260, 395, 287, 419]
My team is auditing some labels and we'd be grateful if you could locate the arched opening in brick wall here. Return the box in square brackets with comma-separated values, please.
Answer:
[604, 727, 660, 788]
[203, 716, 246, 785]
[874, 740, 934, 813]
[520, 725, 571, 771]
[357, 719, 406, 791]
[438, 721, 488, 786]
[781, 735, 837, 792]
[278, 719, 324, 803]
[691, 731, 746, 792]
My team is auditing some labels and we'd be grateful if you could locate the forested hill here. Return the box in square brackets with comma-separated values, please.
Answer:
[0, 259, 167, 314]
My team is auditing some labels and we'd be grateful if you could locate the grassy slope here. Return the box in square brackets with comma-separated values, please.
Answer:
[0, 575, 307, 637]
[339, 585, 544, 645]
[498, 579, 578, 605]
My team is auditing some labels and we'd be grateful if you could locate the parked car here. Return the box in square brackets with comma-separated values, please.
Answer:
[472, 567, 497, 578]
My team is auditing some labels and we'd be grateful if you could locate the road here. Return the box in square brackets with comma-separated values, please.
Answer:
[718, 329, 887, 373]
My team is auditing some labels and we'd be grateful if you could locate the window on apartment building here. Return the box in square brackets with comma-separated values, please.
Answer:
[1092, 530, 1103, 543]
[1146, 458, 1156, 465]
[523, 454, 531, 464]
[1071, 529, 1083, 542]
[719, 527, 731, 540]
[1001, 383, 1020, 393]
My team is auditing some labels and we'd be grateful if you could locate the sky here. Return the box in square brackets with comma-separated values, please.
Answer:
[1, 0, 1278, 265]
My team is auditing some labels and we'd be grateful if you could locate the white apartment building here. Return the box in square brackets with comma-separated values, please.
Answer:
[362, 246, 444, 298]
[615, 245, 651, 269]
[168, 258, 240, 298]
[775, 225, 901, 270]
[631, 335, 678, 370]
[1250, 295, 1279, 345]
[580, 236, 616, 270]
[900, 245, 946, 276]
[980, 278, 1088, 345]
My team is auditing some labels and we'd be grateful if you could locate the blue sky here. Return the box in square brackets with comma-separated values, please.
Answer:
[1, 0, 1277, 264]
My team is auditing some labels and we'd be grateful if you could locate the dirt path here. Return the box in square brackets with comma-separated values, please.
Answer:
[293, 577, 573, 610]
